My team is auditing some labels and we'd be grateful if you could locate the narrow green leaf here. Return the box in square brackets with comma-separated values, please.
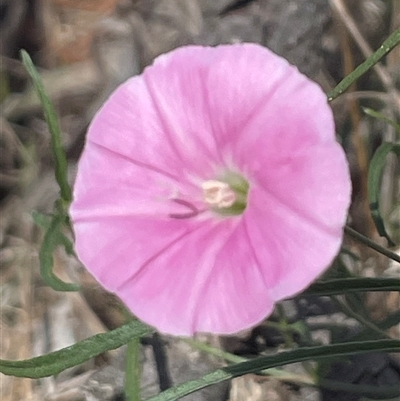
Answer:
[0, 320, 154, 378]
[39, 213, 79, 292]
[32, 210, 52, 229]
[317, 378, 400, 399]
[368, 142, 400, 246]
[302, 277, 400, 297]
[361, 396, 400, 401]
[362, 107, 400, 135]
[32, 210, 75, 255]
[125, 336, 141, 401]
[145, 340, 400, 401]
[20, 50, 72, 204]
[344, 226, 400, 262]
[328, 28, 400, 101]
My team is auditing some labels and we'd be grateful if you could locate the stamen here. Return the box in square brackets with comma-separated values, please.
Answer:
[202, 180, 236, 209]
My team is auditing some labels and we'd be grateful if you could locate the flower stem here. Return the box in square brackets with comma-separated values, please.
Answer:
[333, 297, 390, 339]
[181, 337, 314, 385]
[276, 304, 295, 347]
[344, 226, 400, 263]
[327, 27, 400, 102]
[125, 337, 141, 401]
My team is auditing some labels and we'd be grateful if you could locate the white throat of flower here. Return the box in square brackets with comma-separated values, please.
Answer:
[201, 172, 249, 216]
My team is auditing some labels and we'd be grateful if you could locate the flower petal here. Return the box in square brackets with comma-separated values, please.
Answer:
[217, 58, 335, 174]
[70, 139, 203, 221]
[240, 141, 351, 300]
[204, 43, 301, 156]
[193, 221, 275, 334]
[117, 218, 274, 335]
[252, 143, 351, 235]
[73, 215, 201, 292]
[87, 46, 225, 184]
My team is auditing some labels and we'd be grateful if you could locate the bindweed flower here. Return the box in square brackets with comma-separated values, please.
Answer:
[70, 44, 351, 336]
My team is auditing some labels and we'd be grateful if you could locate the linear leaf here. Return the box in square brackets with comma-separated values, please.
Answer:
[32, 210, 75, 255]
[0, 320, 154, 378]
[362, 107, 400, 135]
[328, 28, 400, 101]
[368, 142, 400, 246]
[317, 378, 400, 399]
[146, 340, 400, 401]
[302, 277, 400, 297]
[344, 226, 400, 262]
[20, 50, 72, 204]
[39, 213, 79, 291]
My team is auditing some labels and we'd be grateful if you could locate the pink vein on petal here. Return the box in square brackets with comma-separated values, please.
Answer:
[242, 217, 273, 290]
[257, 184, 341, 238]
[189, 222, 239, 333]
[143, 71, 222, 169]
[115, 222, 206, 292]
[88, 139, 181, 182]
[200, 74, 225, 163]
[143, 74, 185, 162]
[237, 66, 297, 137]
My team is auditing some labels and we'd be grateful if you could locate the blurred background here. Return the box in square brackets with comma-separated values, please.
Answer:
[0, 1, 399, 400]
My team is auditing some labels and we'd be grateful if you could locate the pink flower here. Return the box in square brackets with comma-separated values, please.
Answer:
[70, 44, 351, 336]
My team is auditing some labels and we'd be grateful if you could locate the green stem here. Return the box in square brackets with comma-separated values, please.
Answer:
[126, 337, 141, 401]
[145, 339, 400, 401]
[263, 320, 299, 334]
[181, 337, 314, 385]
[333, 297, 390, 339]
[344, 226, 400, 263]
[327, 27, 400, 101]
[276, 304, 295, 347]
[39, 213, 79, 291]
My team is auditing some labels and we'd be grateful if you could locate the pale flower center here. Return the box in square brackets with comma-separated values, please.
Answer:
[201, 172, 249, 216]
[201, 180, 237, 208]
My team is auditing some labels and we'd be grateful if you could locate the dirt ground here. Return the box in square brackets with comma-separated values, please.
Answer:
[1, 1, 399, 400]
